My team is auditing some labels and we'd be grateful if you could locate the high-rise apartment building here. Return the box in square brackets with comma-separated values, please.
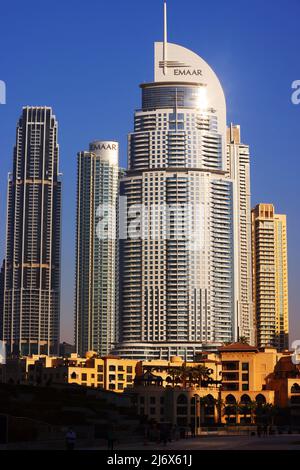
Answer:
[75, 141, 122, 356]
[227, 125, 254, 344]
[115, 31, 240, 360]
[2, 107, 62, 356]
[252, 204, 289, 350]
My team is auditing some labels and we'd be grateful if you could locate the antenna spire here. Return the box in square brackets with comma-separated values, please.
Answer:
[163, 0, 168, 75]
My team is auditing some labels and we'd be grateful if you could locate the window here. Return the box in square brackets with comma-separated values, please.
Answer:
[118, 383, 124, 390]
[127, 366, 133, 373]
[242, 383, 249, 391]
[109, 384, 115, 390]
[109, 374, 115, 381]
[242, 373, 249, 382]
[118, 374, 124, 381]
[150, 397, 156, 405]
[109, 365, 116, 371]
[97, 374, 103, 382]
[242, 363, 249, 371]
[82, 373, 87, 381]
[127, 375, 133, 382]
[97, 365, 103, 372]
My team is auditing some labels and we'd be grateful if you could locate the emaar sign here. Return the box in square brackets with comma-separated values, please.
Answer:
[0, 80, 6, 104]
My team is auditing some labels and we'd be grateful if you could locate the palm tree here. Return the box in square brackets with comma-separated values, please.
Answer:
[164, 366, 180, 387]
[238, 336, 249, 344]
[179, 364, 191, 388]
[264, 403, 279, 426]
[189, 365, 212, 387]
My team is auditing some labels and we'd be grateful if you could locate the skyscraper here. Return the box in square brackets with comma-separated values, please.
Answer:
[2, 106, 61, 356]
[227, 125, 254, 345]
[252, 203, 289, 350]
[115, 10, 241, 360]
[75, 141, 121, 356]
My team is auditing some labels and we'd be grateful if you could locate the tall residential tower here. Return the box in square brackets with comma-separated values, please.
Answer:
[227, 125, 254, 344]
[252, 204, 289, 350]
[115, 28, 241, 360]
[75, 141, 121, 356]
[2, 107, 62, 356]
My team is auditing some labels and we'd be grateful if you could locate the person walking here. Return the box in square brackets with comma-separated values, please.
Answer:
[65, 428, 77, 450]
[106, 424, 117, 451]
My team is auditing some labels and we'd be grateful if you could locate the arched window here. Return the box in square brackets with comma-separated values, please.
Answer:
[291, 383, 300, 394]
[256, 394, 266, 405]
[240, 394, 251, 404]
[177, 394, 188, 418]
[205, 394, 215, 404]
[71, 372, 77, 379]
[191, 394, 200, 404]
[177, 394, 188, 405]
[225, 394, 236, 404]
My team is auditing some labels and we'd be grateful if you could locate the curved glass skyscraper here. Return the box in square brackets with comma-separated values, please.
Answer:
[115, 41, 241, 360]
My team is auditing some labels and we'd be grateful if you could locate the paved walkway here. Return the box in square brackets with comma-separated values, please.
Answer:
[85, 434, 300, 451]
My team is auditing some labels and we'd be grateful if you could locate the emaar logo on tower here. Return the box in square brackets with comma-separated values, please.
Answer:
[0, 80, 6, 104]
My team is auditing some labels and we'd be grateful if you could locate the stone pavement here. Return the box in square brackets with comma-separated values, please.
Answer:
[84, 434, 300, 451]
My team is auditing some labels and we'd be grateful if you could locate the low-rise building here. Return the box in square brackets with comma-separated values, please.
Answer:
[0, 352, 138, 393]
[1, 342, 299, 428]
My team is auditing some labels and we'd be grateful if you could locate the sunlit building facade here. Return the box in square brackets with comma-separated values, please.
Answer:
[227, 125, 254, 344]
[115, 41, 238, 360]
[252, 203, 289, 350]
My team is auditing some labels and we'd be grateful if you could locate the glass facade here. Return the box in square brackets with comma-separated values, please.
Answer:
[75, 143, 122, 357]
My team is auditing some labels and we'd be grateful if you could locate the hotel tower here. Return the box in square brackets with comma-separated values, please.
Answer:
[2, 107, 62, 356]
[115, 4, 253, 360]
[252, 203, 289, 350]
[75, 141, 122, 356]
[227, 125, 254, 345]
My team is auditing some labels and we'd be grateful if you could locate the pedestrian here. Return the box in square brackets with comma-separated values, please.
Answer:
[257, 425, 261, 438]
[106, 424, 117, 451]
[190, 423, 196, 438]
[65, 428, 77, 450]
[263, 424, 268, 436]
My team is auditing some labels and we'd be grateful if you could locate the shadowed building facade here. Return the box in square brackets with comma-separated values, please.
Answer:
[2, 107, 62, 356]
[75, 141, 122, 356]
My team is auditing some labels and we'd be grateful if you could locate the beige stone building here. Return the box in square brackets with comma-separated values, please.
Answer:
[0, 352, 137, 393]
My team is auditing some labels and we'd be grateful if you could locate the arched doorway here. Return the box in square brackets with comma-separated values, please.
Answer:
[240, 394, 252, 424]
[225, 395, 237, 424]
[176, 394, 188, 427]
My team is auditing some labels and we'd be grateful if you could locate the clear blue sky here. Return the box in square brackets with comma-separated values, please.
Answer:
[0, 0, 299, 344]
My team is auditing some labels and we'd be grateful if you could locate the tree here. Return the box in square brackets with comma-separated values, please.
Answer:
[238, 336, 249, 344]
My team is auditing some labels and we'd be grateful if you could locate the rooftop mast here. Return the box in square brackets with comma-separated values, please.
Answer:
[163, 0, 168, 75]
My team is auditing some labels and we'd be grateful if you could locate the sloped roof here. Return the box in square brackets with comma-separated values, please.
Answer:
[218, 342, 258, 353]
